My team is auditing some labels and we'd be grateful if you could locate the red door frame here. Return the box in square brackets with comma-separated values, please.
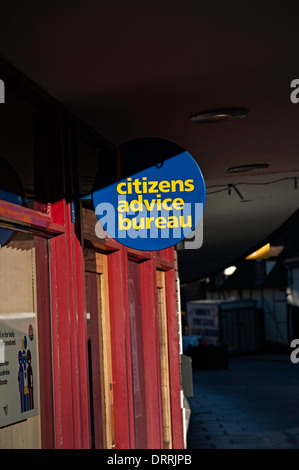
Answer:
[108, 247, 135, 448]
[47, 115, 91, 449]
[139, 256, 164, 449]
[108, 244, 184, 449]
[164, 252, 184, 448]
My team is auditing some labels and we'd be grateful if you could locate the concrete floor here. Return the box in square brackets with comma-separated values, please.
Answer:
[187, 352, 299, 449]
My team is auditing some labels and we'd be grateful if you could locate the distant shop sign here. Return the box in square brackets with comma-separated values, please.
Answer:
[92, 140, 206, 251]
[186, 302, 219, 346]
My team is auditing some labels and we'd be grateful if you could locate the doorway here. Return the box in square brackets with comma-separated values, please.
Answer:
[85, 250, 115, 449]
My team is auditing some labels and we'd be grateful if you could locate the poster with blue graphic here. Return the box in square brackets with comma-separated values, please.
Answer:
[0, 314, 39, 427]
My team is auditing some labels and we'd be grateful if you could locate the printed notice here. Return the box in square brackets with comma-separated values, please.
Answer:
[0, 314, 39, 427]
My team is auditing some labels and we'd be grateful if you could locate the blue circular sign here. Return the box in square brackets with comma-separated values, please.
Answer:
[92, 140, 206, 251]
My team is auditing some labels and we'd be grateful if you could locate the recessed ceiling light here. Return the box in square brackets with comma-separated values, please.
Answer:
[189, 107, 248, 124]
[226, 163, 270, 174]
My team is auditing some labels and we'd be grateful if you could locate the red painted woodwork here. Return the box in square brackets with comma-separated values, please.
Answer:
[139, 258, 164, 449]
[49, 232, 74, 448]
[0, 199, 65, 234]
[108, 248, 135, 449]
[107, 245, 183, 450]
[34, 236, 55, 449]
[127, 260, 148, 448]
[165, 266, 184, 449]
[0, 191, 183, 450]
[74, 236, 92, 449]
[48, 200, 93, 448]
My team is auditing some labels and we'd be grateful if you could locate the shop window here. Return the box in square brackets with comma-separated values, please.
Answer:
[77, 129, 117, 201]
[0, 231, 50, 448]
[156, 270, 172, 449]
[77, 129, 118, 243]
[0, 97, 47, 213]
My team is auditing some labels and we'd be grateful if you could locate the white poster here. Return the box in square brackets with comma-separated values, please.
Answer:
[0, 313, 39, 427]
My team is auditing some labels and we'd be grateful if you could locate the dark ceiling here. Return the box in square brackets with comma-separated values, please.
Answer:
[0, 1, 299, 283]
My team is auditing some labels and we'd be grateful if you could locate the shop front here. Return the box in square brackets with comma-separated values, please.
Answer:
[0, 62, 183, 449]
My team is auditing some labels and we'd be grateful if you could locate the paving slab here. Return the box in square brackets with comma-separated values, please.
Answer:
[187, 353, 299, 449]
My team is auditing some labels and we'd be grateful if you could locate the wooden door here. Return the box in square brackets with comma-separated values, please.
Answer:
[127, 260, 148, 448]
[85, 250, 115, 449]
[156, 269, 173, 449]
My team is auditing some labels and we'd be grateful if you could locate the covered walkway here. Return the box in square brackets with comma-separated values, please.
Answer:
[187, 352, 299, 449]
